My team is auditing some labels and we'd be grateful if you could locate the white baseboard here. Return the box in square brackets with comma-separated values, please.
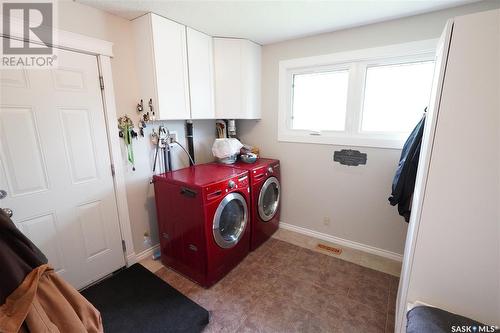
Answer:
[279, 222, 403, 262]
[135, 244, 161, 262]
[126, 252, 138, 266]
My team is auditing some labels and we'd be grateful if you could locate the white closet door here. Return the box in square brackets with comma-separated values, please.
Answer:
[0, 44, 125, 289]
[395, 21, 453, 332]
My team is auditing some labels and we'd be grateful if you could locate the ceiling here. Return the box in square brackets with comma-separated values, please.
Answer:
[77, 0, 479, 45]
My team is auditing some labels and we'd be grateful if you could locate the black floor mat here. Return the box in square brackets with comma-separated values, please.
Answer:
[81, 263, 209, 333]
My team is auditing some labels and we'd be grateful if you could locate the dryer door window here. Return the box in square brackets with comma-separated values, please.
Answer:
[258, 177, 280, 222]
[213, 192, 248, 249]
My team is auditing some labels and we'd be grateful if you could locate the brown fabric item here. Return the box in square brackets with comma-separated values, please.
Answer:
[0, 264, 103, 333]
[0, 210, 47, 305]
[0, 210, 102, 333]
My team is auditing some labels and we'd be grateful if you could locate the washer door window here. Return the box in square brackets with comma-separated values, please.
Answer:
[258, 177, 280, 222]
[213, 192, 248, 249]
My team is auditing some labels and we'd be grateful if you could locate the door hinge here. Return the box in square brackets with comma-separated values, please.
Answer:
[110, 163, 115, 177]
[122, 240, 127, 252]
[99, 76, 104, 90]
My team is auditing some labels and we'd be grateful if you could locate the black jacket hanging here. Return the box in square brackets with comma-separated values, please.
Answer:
[388, 113, 426, 222]
[0, 209, 47, 304]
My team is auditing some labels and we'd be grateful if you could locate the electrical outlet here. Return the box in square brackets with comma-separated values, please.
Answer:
[144, 235, 153, 247]
[323, 216, 331, 226]
[168, 131, 178, 144]
[143, 232, 152, 247]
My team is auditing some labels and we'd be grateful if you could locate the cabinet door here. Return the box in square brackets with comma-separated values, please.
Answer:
[214, 38, 243, 119]
[132, 14, 158, 115]
[187, 28, 215, 119]
[151, 14, 191, 120]
[214, 38, 261, 119]
[241, 41, 261, 119]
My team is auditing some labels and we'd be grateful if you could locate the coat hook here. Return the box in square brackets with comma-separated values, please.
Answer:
[137, 99, 144, 113]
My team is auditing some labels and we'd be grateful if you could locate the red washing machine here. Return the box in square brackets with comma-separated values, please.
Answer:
[224, 158, 281, 251]
[153, 164, 251, 287]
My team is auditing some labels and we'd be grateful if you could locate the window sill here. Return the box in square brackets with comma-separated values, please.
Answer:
[277, 132, 405, 149]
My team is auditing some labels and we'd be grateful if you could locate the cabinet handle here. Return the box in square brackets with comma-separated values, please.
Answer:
[162, 232, 169, 240]
[188, 244, 198, 252]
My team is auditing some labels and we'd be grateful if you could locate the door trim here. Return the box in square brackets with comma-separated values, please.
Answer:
[1, 16, 113, 57]
[97, 56, 135, 264]
[2, 23, 136, 265]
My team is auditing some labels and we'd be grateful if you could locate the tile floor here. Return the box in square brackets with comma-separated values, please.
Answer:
[154, 238, 398, 333]
[273, 228, 402, 276]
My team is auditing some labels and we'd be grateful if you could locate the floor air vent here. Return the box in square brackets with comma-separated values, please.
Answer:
[317, 243, 342, 255]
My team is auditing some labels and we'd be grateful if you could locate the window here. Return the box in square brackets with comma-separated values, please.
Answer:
[361, 61, 435, 133]
[292, 70, 349, 131]
[279, 40, 437, 148]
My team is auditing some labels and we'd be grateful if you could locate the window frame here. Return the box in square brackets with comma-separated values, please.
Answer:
[278, 39, 438, 149]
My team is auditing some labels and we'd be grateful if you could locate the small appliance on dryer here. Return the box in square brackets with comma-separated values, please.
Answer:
[153, 164, 251, 287]
[223, 158, 281, 251]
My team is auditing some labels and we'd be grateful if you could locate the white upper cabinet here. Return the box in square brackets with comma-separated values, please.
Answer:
[214, 38, 262, 119]
[133, 13, 191, 120]
[186, 28, 215, 119]
[133, 14, 260, 120]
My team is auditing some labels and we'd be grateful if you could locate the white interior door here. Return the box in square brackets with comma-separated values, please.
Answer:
[0, 43, 125, 289]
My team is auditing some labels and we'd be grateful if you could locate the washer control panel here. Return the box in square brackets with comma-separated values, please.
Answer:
[204, 172, 250, 202]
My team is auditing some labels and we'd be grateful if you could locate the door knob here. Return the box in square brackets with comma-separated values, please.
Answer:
[0, 190, 7, 200]
[2, 208, 13, 218]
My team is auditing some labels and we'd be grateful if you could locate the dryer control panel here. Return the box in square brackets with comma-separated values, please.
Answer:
[251, 162, 280, 185]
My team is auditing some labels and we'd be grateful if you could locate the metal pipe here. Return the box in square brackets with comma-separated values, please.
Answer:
[185, 120, 195, 166]
[166, 143, 172, 171]
[163, 146, 168, 173]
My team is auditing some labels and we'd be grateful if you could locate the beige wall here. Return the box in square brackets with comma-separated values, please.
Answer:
[238, 0, 500, 255]
[55, 0, 215, 253]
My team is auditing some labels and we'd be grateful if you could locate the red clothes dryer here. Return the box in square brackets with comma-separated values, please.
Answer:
[153, 164, 251, 287]
[228, 158, 281, 251]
